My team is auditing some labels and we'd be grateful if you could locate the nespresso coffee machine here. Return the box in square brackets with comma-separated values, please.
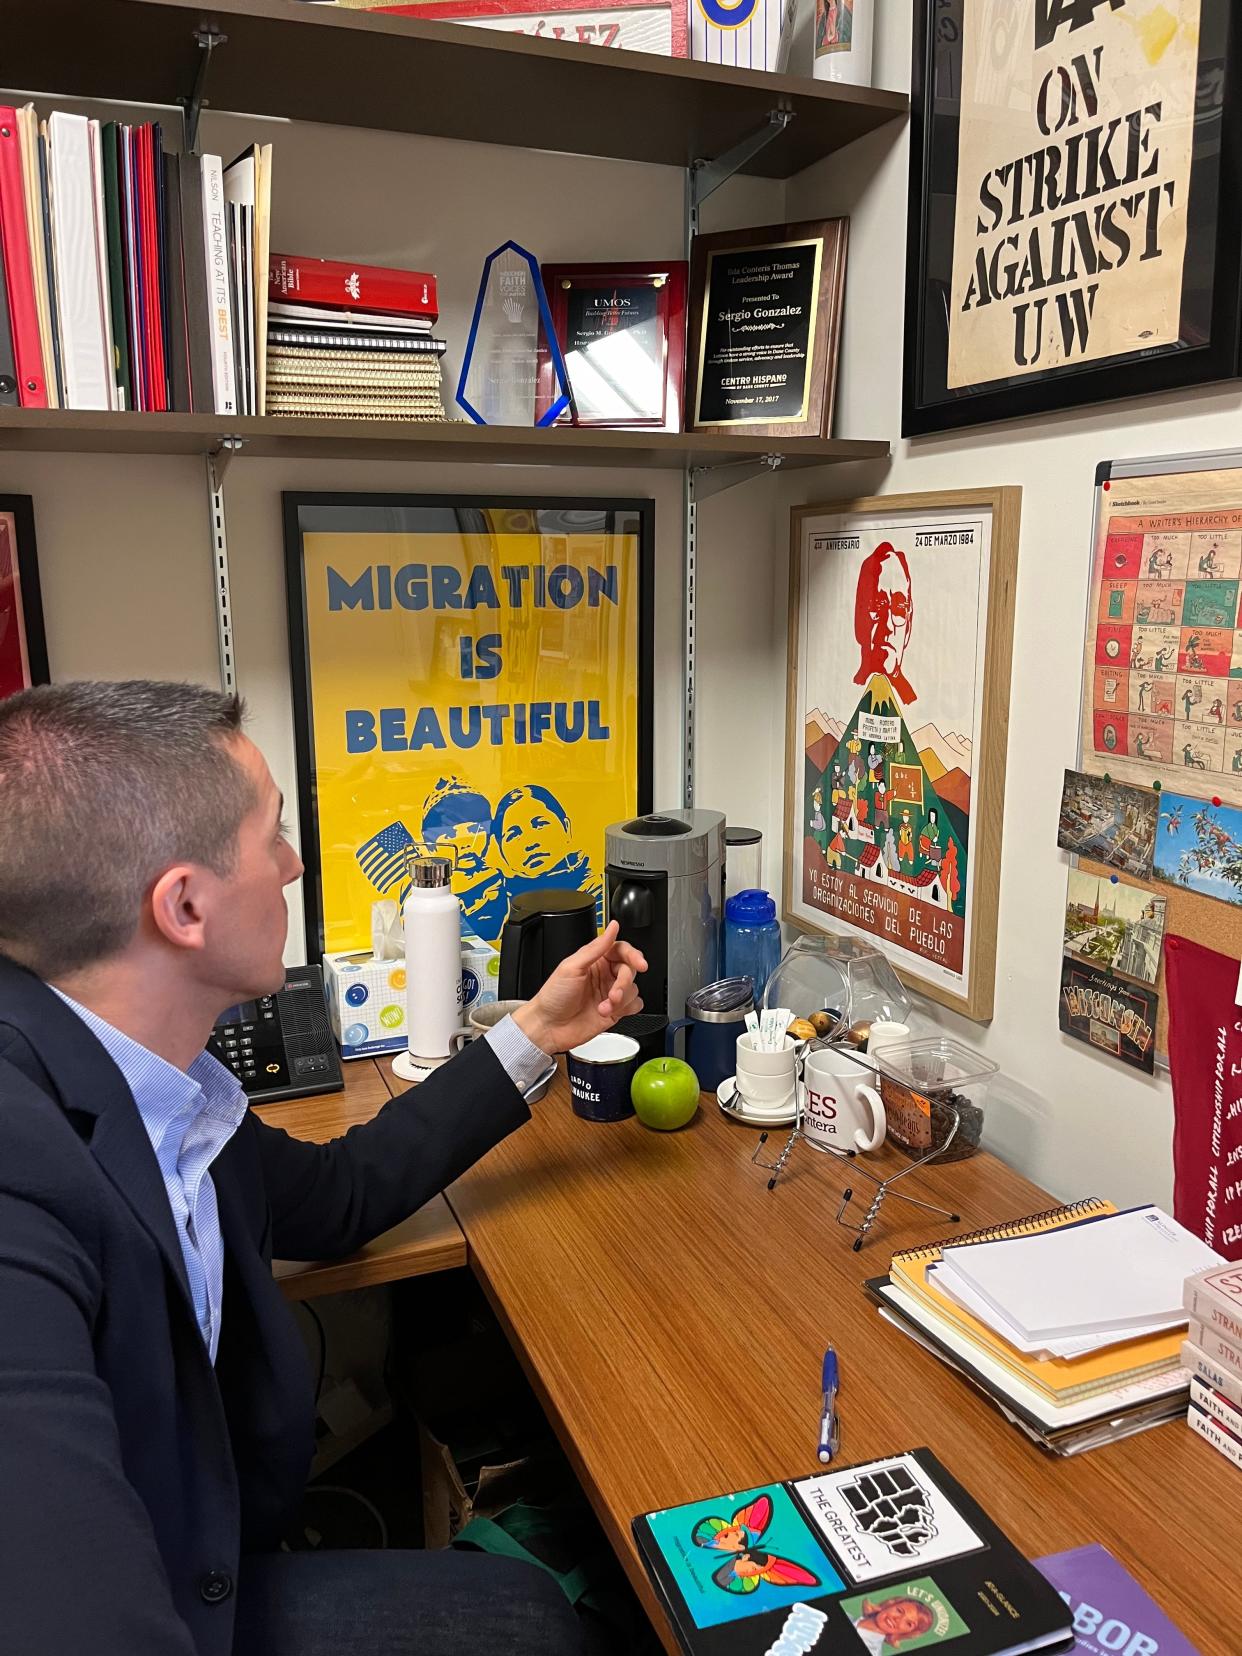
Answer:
[605, 810, 725, 1020]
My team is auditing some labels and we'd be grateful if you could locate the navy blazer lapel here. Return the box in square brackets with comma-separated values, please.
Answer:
[0, 954, 195, 1310]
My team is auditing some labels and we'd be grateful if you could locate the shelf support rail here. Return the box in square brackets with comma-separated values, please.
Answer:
[680, 107, 793, 806]
[181, 25, 228, 156]
[205, 443, 244, 697]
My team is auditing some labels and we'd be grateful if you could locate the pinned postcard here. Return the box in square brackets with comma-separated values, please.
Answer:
[1062, 870, 1166, 987]
[1057, 769, 1157, 878]
[1153, 791, 1242, 908]
[1059, 958, 1157, 1074]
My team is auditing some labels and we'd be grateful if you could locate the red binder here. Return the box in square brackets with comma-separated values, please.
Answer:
[0, 107, 48, 407]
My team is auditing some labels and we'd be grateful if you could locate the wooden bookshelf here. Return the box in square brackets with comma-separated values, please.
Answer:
[11, 0, 907, 176]
[0, 409, 888, 471]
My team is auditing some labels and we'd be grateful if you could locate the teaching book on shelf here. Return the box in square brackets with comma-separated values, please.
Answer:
[632, 1448, 1072, 1656]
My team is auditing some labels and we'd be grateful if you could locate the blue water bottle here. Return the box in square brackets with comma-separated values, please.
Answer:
[723, 889, 781, 1002]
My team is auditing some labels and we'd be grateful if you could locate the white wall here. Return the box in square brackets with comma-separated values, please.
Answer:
[770, 1, 1242, 1210]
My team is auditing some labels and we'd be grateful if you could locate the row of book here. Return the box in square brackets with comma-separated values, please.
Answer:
[1183, 1262, 1242, 1471]
[0, 104, 446, 420]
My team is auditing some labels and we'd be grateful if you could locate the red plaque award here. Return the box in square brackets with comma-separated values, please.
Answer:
[539, 261, 687, 431]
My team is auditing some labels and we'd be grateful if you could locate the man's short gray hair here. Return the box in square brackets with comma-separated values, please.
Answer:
[0, 680, 258, 979]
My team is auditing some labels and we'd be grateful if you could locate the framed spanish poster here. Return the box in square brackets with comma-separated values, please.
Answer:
[0, 495, 48, 699]
[354, 0, 691, 56]
[785, 488, 1021, 1020]
[904, 1, 1242, 436]
[687, 218, 848, 440]
[285, 495, 654, 958]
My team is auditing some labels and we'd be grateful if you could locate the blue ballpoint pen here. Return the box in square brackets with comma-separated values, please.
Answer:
[817, 1347, 840, 1465]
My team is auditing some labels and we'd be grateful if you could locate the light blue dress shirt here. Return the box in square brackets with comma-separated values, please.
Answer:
[53, 990, 552, 1362]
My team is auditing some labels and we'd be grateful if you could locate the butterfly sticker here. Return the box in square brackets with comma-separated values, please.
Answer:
[692, 1495, 822, 1596]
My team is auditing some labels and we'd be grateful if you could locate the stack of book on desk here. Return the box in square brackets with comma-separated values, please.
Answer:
[1183, 1262, 1242, 1472]
[266, 253, 446, 421]
[866, 1199, 1223, 1455]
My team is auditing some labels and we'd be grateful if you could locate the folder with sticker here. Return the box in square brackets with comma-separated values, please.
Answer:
[632, 1448, 1072, 1656]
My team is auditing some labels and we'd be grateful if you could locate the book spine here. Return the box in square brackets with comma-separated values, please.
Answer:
[1181, 1337, 1242, 1409]
[176, 155, 213, 413]
[37, 122, 65, 406]
[268, 330, 445, 352]
[1190, 1375, 1242, 1436]
[88, 120, 118, 411]
[1188, 1400, 1242, 1472]
[1189, 1319, 1242, 1384]
[1186, 1267, 1242, 1334]
[101, 124, 132, 411]
[162, 153, 191, 414]
[0, 228, 16, 404]
[199, 155, 237, 418]
[268, 252, 437, 318]
[0, 108, 47, 406]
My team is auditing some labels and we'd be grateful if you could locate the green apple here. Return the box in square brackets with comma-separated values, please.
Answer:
[631, 1057, 700, 1131]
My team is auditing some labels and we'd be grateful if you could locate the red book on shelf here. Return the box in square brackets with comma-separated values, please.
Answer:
[268, 253, 437, 319]
[140, 126, 168, 413]
[0, 106, 48, 407]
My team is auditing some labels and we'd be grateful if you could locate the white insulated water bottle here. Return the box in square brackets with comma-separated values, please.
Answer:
[393, 855, 462, 1080]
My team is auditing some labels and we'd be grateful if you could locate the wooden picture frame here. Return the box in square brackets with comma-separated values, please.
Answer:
[0, 494, 48, 698]
[784, 488, 1021, 1021]
[538, 260, 687, 431]
[687, 218, 848, 440]
[903, 2, 1242, 436]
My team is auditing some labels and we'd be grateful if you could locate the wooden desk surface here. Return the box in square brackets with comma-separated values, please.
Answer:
[367, 1062, 1238, 1656]
[256, 1060, 466, 1298]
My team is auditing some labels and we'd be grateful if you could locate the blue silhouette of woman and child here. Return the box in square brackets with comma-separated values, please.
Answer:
[356, 776, 603, 943]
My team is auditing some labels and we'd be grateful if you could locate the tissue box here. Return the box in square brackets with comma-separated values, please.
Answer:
[324, 935, 500, 1060]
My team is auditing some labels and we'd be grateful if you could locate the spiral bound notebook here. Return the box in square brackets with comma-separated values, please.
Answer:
[867, 1201, 1190, 1450]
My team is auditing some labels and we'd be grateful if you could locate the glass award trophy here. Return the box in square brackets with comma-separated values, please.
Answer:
[457, 241, 570, 427]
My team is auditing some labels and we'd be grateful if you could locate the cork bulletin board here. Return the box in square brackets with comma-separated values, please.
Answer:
[1078, 448, 1242, 1061]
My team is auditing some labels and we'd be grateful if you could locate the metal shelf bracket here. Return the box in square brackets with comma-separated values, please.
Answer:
[182, 24, 228, 156]
[690, 453, 784, 500]
[689, 108, 794, 213]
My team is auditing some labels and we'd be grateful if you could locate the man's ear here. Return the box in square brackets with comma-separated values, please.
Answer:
[149, 864, 209, 953]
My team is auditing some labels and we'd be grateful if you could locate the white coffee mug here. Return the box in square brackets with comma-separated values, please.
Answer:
[735, 1032, 797, 1110]
[800, 1045, 885, 1154]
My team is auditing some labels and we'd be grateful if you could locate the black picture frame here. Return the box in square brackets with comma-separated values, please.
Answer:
[0, 494, 49, 694]
[903, 1, 1242, 437]
[284, 492, 655, 960]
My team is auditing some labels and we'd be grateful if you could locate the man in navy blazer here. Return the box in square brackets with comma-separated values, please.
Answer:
[0, 681, 645, 1656]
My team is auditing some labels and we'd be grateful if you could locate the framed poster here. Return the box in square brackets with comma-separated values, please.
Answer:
[0, 495, 48, 698]
[352, 0, 691, 55]
[904, 1, 1241, 436]
[285, 495, 653, 957]
[785, 488, 1021, 1020]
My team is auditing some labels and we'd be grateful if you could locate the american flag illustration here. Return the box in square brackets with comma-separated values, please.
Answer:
[356, 820, 417, 894]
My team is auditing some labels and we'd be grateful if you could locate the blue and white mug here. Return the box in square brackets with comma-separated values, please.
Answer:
[567, 1032, 640, 1123]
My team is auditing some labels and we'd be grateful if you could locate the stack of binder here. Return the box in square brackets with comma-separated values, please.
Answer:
[866, 1199, 1223, 1455]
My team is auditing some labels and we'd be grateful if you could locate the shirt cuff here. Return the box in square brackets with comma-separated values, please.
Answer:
[484, 1015, 556, 1099]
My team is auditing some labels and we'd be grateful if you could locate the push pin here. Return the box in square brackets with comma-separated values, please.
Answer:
[1102, 773, 1111, 785]
[1153, 780, 1162, 792]
[1213, 797, 1222, 808]
[1110, 875, 1119, 884]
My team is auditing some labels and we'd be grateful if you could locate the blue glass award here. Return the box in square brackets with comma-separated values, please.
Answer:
[457, 241, 570, 427]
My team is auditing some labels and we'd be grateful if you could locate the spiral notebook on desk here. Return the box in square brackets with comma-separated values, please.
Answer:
[865, 1201, 1190, 1455]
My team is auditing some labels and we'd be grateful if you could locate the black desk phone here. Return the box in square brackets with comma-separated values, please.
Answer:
[208, 964, 344, 1104]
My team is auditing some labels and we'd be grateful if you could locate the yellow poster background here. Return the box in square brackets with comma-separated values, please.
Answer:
[947, 0, 1200, 390]
[298, 513, 644, 954]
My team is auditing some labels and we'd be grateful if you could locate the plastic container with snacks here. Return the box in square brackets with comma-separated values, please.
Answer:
[868, 1036, 998, 1164]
